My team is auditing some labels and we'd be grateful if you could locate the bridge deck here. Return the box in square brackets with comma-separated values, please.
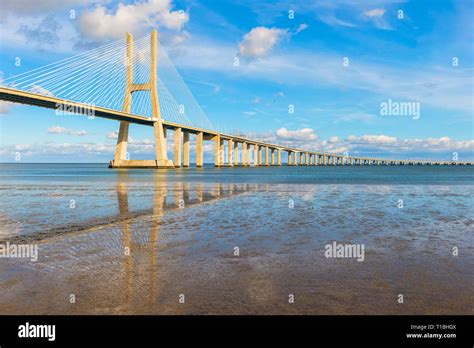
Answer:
[1, 87, 472, 166]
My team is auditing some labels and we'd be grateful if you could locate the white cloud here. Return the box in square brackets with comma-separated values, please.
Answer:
[0, 0, 97, 15]
[238, 27, 287, 57]
[276, 127, 317, 141]
[69, 130, 88, 136]
[362, 8, 391, 30]
[166, 30, 191, 45]
[0, 135, 218, 160]
[0, 13, 78, 52]
[295, 23, 309, 34]
[1, 133, 472, 161]
[348, 134, 397, 144]
[363, 9, 386, 18]
[47, 126, 87, 136]
[284, 1, 401, 29]
[160, 7, 189, 30]
[47, 126, 68, 134]
[79, 0, 189, 40]
[318, 15, 357, 28]
[335, 135, 474, 155]
[171, 37, 473, 113]
[107, 131, 118, 139]
[0, 72, 14, 114]
[233, 128, 473, 160]
[0, 101, 13, 114]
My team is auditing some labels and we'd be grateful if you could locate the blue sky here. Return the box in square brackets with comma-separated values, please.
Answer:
[0, 0, 473, 162]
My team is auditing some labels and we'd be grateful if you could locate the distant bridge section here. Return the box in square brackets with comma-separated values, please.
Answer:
[1, 86, 471, 167]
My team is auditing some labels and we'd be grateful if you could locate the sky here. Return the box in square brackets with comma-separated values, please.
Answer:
[0, 0, 473, 163]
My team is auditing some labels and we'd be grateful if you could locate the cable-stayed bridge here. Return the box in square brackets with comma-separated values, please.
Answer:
[0, 30, 471, 167]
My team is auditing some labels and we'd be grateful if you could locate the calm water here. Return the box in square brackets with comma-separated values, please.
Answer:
[0, 163, 473, 314]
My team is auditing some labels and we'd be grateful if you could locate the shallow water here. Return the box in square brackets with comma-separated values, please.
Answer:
[0, 164, 473, 314]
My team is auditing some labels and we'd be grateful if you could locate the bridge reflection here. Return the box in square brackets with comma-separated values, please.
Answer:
[115, 177, 256, 304]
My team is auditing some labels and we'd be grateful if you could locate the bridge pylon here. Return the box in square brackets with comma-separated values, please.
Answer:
[109, 30, 174, 168]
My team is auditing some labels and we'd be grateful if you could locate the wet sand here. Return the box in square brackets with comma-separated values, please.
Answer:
[0, 178, 472, 315]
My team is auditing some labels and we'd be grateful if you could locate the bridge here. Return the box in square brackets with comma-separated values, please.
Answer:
[1, 30, 471, 167]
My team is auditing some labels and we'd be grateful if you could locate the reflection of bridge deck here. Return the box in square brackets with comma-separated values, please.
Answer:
[0, 182, 254, 245]
[2, 87, 471, 167]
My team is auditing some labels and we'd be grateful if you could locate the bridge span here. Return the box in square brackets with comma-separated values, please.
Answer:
[1, 86, 471, 168]
[1, 30, 471, 168]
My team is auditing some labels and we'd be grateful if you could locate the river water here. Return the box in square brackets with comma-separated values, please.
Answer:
[0, 163, 472, 314]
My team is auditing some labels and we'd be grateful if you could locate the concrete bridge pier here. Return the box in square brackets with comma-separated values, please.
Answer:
[234, 141, 239, 166]
[183, 132, 190, 167]
[220, 138, 225, 165]
[246, 142, 252, 166]
[228, 139, 234, 167]
[243, 144, 248, 166]
[196, 132, 203, 167]
[253, 144, 259, 166]
[213, 134, 222, 167]
[174, 127, 182, 167]
[109, 31, 174, 169]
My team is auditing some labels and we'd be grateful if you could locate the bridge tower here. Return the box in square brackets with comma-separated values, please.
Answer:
[109, 30, 174, 168]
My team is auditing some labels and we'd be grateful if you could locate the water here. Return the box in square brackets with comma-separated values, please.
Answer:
[0, 163, 473, 314]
